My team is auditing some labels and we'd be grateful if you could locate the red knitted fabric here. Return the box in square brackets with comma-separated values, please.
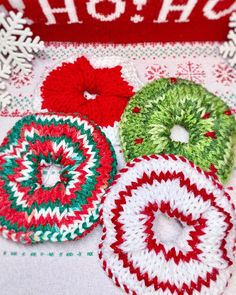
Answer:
[2, 0, 235, 42]
[40, 56, 134, 127]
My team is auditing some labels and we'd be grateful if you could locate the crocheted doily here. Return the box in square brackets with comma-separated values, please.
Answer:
[99, 154, 236, 295]
[35, 55, 142, 128]
[120, 78, 236, 183]
[0, 113, 117, 244]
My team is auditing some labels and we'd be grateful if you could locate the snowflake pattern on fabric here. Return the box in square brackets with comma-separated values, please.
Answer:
[213, 63, 236, 86]
[1, 42, 236, 114]
[145, 64, 169, 81]
[176, 62, 206, 84]
[9, 70, 34, 88]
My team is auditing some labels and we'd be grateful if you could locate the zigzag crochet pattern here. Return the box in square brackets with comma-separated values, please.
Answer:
[120, 78, 236, 183]
[99, 154, 236, 295]
[0, 113, 117, 244]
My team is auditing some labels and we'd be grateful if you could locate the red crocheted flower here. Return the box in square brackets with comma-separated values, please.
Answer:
[41, 57, 134, 127]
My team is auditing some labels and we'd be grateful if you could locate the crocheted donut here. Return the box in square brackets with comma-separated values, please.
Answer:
[99, 154, 236, 295]
[0, 113, 117, 244]
[36, 55, 142, 127]
[120, 78, 236, 183]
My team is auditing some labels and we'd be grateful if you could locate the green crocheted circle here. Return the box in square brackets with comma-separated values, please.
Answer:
[120, 78, 236, 183]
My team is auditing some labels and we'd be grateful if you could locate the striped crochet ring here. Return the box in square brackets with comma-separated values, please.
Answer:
[99, 155, 236, 295]
[120, 78, 236, 183]
[0, 113, 117, 244]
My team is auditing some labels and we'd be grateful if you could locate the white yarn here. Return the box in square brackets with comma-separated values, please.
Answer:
[100, 155, 236, 295]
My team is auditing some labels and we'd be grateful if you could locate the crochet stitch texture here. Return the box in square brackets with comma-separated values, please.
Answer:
[120, 78, 236, 183]
[0, 113, 117, 244]
[40, 56, 135, 127]
[99, 154, 236, 295]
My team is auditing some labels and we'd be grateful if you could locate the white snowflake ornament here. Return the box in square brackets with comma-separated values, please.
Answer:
[0, 11, 44, 75]
[220, 12, 236, 68]
[0, 63, 10, 80]
[0, 62, 11, 109]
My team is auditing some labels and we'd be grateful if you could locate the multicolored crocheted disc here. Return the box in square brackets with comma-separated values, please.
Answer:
[99, 154, 236, 295]
[0, 113, 117, 244]
[120, 78, 236, 183]
[36, 55, 142, 127]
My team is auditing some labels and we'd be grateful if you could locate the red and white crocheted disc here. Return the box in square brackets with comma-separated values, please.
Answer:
[99, 154, 236, 295]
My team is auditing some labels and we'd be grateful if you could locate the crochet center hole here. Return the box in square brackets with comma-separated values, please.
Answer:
[153, 213, 183, 244]
[42, 164, 62, 188]
[170, 125, 189, 143]
[83, 90, 97, 100]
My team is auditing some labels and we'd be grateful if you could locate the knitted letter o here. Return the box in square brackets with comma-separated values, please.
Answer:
[99, 154, 236, 295]
[120, 78, 236, 182]
[0, 113, 117, 243]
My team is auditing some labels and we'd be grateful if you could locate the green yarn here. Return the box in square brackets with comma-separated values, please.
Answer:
[120, 78, 236, 183]
[0, 113, 117, 244]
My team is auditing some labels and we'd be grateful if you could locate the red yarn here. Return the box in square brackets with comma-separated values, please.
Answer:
[41, 56, 134, 127]
[208, 164, 219, 180]
[224, 109, 236, 116]
[132, 107, 141, 113]
[134, 138, 144, 144]
[202, 112, 211, 119]
[169, 77, 178, 84]
[204, 131, 217, 139]
[108, 164, 233, 293]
